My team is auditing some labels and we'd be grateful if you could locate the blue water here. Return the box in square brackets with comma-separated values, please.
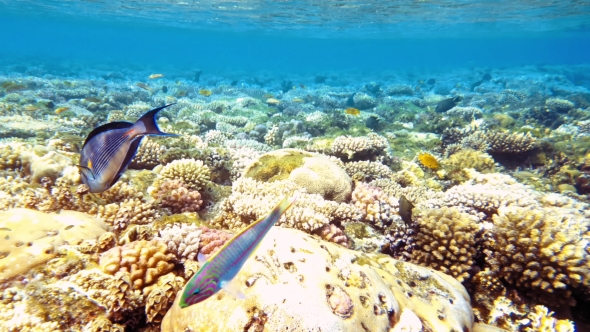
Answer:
[1, 0, 589, 76]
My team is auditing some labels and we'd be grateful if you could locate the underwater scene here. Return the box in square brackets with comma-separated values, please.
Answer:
[1, 1, 590, 331]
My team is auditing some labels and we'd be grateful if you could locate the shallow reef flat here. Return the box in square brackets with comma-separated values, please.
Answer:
[0, 63, 590, 331]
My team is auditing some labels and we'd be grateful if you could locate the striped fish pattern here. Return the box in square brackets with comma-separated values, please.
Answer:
[77, 104, 177, 193]
[179, 196, 296, 308]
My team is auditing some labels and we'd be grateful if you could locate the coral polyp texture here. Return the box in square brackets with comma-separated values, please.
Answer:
[158, 158, 211, 190]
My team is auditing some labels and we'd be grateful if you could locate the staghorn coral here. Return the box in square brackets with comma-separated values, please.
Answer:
[351, 182, 399, 231]
[155, 223, 202, 263]
[159, 158, 211, 190]
[152, 179, 203, 213]
[484, 205, 590, 306]
[411, 207, 481, 283]
[99, 239, 176, 290]
[331, 133, 389, 160]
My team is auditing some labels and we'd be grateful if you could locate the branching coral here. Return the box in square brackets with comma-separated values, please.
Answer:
[129, 137, 166, 170]
[344, 160, 392, 182]
[331, 133, 389, 160]
[411, 207, 481, 282]
[351, 182, 399, 230]
[159, 158, 211, 190]
[152, 179, 203, 213]
[484, 206, 590, 306]
[471, 130, 536, 154]
[155, 223, 202, 263]
[99, 240, 176, 290]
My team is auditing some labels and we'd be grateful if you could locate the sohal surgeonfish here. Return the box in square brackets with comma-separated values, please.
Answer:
[435, 96, 463, 113]
[77, 104, 177, 193]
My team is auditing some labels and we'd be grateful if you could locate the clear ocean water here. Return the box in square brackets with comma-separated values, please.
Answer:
[1, 0, 589, 75]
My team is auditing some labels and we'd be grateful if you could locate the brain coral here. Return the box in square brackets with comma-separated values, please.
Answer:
[162, 227, 474, 332]
[99, 239, 176, 290]
[243, 148, 352, 202]
[484, 206, 590, 306]
[159, 158, 211, 190]
[0, 208, 107, 282]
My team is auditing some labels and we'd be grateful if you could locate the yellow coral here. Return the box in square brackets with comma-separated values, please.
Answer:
[159, 158, 210, 190]
[99, 240, 176, 290]
[411, 207, 481, 282]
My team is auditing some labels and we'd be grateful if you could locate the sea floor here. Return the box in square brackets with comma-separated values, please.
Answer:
[0, 62, 590, 331]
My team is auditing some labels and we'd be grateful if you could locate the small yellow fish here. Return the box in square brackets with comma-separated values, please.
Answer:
[292, 97, 305, 103]
[199, 89, 212, 97]
[84, 97, 101, 103]
[149, 74, 164, 79]
[266, 98, 280, 106]
[136, 82, 153, 92]
[345, 107, 361, 116]
[55, 107, 70, 114]
[23, 105, 40, 111]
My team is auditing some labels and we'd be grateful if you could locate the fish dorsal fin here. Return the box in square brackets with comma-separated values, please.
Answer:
[219, 279, 246, 300]
[197, 252, 207, 264]
[109, 136, 144, 188]
[135, 103, 178, 136]
[82, 121, 133, 149]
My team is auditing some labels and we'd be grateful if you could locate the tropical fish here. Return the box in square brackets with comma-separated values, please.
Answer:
[1, 82, 27, 92]
[292, 97, 305, 103]
[55, 107, 70, 114]
[199, 89, 212, 97]
[23, 105, 40, 112]
[262, 93, 274, 99]
[266, 98, 280, 106]
[84, 97, 102, 103]
[179, 196, 296, 308]
[77, 104, 177, 193]
[345, 107, 361, 116]
[417, 152, 439, 170]
[136, 82, 153, 92]
[148, 73, 164, 79]
[399, 195, 414, 225]
[435, 96, 463, 113]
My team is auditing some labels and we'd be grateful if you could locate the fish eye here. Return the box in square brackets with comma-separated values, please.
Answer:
[192, 289, 200, 295]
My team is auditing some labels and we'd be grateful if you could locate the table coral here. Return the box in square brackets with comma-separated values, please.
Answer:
[331, 132, 389, 160]
[411, 207, 482, 282]
[0, 208, 107, 282]
[161, 227, 474, 332]
[99, 239, 176, 290]
[159, 158, 211, 190]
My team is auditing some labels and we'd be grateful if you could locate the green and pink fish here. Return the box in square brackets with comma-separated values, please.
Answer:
[179, 196, 296, 308]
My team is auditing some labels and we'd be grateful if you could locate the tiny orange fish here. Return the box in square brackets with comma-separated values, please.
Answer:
[148, 74, 164, 79]
[199, 89, 212, 97]
[345, 107, 361, 116]
[55, 107, 70, 114]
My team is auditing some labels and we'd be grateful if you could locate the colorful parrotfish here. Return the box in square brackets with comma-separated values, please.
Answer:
[77, 104, 177, 193]
[179, 196, 296, 308]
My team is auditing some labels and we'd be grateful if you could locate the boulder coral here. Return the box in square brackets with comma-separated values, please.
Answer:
[162, 227, 474, 332]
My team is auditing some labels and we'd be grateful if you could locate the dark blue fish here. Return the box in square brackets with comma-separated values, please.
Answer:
[77, 104, 177, 193]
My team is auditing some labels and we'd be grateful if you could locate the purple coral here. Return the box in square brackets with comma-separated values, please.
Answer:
[153, 179, 203, 213]
[314, 224, 349, 248]
[198, 226, 233, 257]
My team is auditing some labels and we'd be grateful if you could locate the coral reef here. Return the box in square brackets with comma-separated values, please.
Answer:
[162, 227, 474, 332]
[158, 158, 211, 190]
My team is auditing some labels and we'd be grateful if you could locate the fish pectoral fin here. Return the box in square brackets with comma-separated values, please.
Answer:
[219, 279, 246, 300]
[76, 165, 96, 180]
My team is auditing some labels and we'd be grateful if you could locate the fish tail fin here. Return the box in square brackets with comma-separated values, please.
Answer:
[135, 103, 179, 137]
